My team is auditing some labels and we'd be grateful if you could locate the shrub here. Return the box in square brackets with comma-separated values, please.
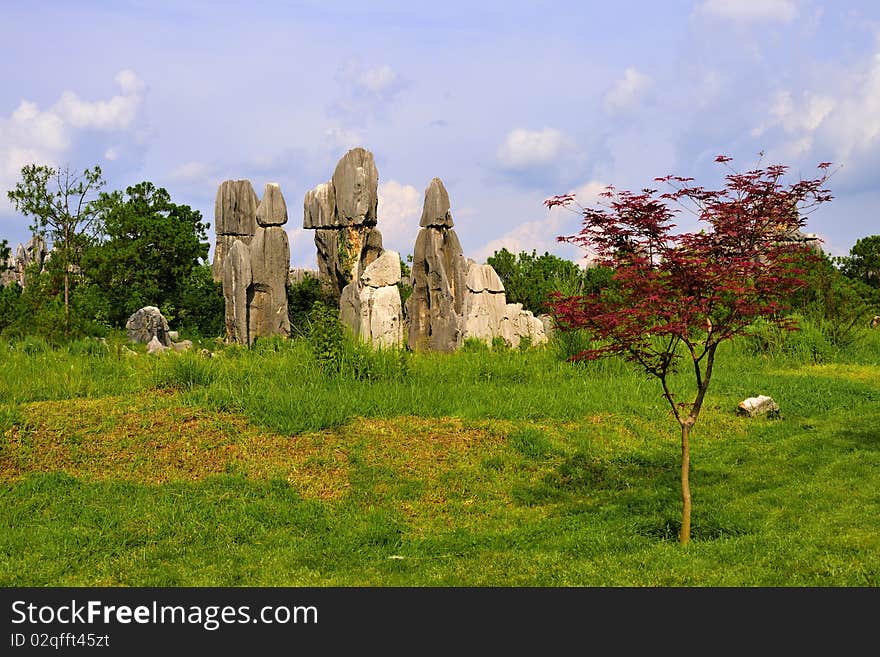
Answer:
[154, 353, 216, 391]
[305, 301, 408, 381]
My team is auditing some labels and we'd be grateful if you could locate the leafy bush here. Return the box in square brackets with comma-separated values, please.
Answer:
[487, 248, 611, 315]
[175, 264, 224, 338]
[550, 327, 594, 363]
[287, 273, 327, 337]
[742, 316, 834, 363]
[788, 253, 875, 349]
[305, 301, 408, 381]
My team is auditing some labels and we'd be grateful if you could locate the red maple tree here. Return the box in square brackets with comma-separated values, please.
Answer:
[546, 157, 834, 544]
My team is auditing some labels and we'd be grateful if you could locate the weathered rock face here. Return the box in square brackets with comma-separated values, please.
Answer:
[419, 177, 453, 228]
[460, 262, 508, 343]
[256, 183, 288, 227]
[126, 306, 172, 346]
[1, 235, 49, 287]
[212, 180, 259, 282]
[405, 178, 469, 352]
[339, 249, 403, 349]
[332, 147, 379, 226]
[499, 302, 548, 348]
[459, 261, 548, 348]
[223, 239, 252, 345]
[248, 226, 291, 339]
[302, 148, 383, 302]
[146, 335, 170, 354]
[219, 181, 291, 345]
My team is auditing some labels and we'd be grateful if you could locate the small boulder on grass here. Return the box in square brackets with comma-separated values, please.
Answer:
[147, 335, 170, 355]
[737, 395, 780, 418]
[171, 340, 193, 353]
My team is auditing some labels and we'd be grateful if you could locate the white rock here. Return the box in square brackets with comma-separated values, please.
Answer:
[360, 249, 402, 288]
[146, 335, 169, 354]
[737, 395, 780, 418]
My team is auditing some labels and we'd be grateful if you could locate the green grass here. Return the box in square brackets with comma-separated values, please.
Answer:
[1, 329, 878, 585]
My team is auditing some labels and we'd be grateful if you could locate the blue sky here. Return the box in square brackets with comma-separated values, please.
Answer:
[2, 0, 879, 268]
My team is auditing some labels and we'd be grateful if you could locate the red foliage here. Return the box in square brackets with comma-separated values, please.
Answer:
[545, 157, 832, 421]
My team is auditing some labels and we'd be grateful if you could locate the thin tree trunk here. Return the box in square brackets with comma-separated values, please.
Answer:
[63, 226, 70, 338]
[679, 422, 691, 544]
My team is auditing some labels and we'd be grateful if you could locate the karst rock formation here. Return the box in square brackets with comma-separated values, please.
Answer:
[302, 147, 384, 302]
[404, 177, 469, 352]
[214, 180, 291, 345]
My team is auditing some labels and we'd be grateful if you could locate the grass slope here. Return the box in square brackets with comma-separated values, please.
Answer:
[1, 333, 878, 586]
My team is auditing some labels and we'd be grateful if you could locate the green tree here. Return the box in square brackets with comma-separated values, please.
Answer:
[487, 248, 605, 315]
[836, 235, 880, 288]
[83, 181, 212, 327]
[7, 164, 105, 336]
[175, 264, 225, 338]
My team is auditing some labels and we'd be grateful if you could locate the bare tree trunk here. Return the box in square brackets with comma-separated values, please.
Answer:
[63, 226, 70, 338]
[64, 270, 70, 338]
[679, 422, 691, 544]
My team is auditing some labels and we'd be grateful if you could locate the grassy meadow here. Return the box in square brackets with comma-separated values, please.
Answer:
[1, 328, 878, 586]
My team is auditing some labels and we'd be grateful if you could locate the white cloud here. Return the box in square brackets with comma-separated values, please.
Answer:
[0, 70, 146, 210]
[325, 126, 364, 152]
[694, 0, 798, 24]
[496, 128, 572, 169]
[169, 161, 213, 182]
[752, 49, 880, 166]
[603, 67, 652, 115]
[473, 182, 606, 265]
[819, 52, 880, 164]
[330, 61, 408, 125]
[377, 180, 421, 256]
[53, 69, 144, 131]
[358, 65, 401, 95]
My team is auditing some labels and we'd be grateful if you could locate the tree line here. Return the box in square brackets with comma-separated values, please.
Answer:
[1, 162, 878, 345]
[1, 164, 223, 342]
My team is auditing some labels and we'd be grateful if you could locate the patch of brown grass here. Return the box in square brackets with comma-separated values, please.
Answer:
[0, 394, 349, 501]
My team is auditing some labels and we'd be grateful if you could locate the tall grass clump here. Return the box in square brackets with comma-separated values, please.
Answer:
[154, 352, 217, 391]
[305, 301, 408, 382]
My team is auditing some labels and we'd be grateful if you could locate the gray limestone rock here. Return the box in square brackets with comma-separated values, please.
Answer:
[465, 262, 504, 293]
[213, 180, 258, 281]
[303, 182, 337, 229]
[256, 183, 289, 227]
[215, 179, 259, 235]
[419, 177, 453, 228]
[339, 249, 403, 349]
[146, 335, 170, 355]
[302, 148, 385, 302]
[3, 235, 49, 287]
[223, 239, 253, 345]
[126, 306, 172, 346]
[461, 262, 508, 343]
[332, 147, 378, 227]
[313, 225, 383, 302]
[170, 340, 193, 353]
[359, 285, 403, 348]
[248, 226, 291, 340]
[499, 302, 548, 349]
[360, 249, 402, 288]
[405, 225, 468, 352]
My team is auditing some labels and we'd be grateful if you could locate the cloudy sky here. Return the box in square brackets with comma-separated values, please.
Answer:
[2, 0, 879, 269]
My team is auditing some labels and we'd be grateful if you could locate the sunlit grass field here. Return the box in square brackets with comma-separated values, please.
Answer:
[1, 330, 878, 586]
